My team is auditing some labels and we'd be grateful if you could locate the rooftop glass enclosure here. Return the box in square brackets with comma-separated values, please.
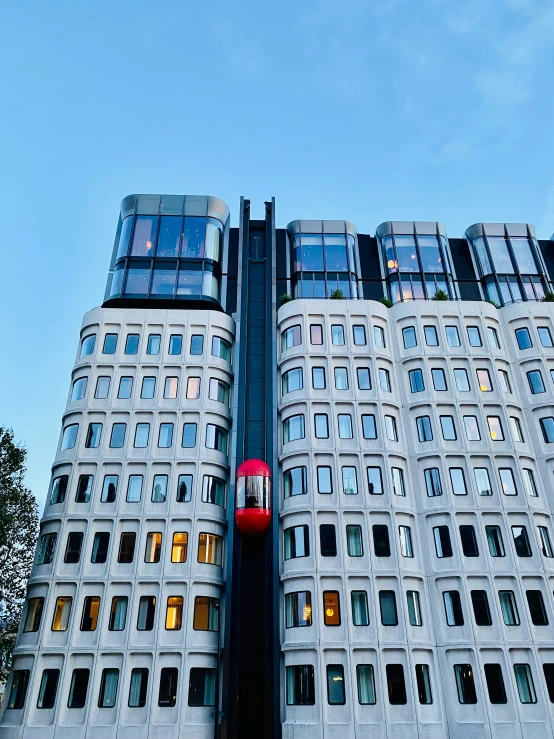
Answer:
[466, 223, 550, 306]
[104, 194, 230, 308]
[286, 220, 359, 299]
[376, 221, 455, 303]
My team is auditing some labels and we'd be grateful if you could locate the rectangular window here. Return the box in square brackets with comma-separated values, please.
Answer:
[71, 377, 87, 402]
[379, 368, 391, 392]
[7, 670, 30, 710]
[327, 665, 346, 705]
[108, 596, 128, 631]
[320, 524, 337, 556]
[151, 475, 168, 503]
[425, 467, 442, 497]
[312, 366, 326, 389]
[543, 664, 554, 703]
[158, 423, 174, 448]
[403, 326, 417, 348]
[510, 416, 524, 442]
[286, 665, 315, 705]
[145, 532, 162, 562]
[538, 526, 554, 557]
[118, 532, 136, 563]
[515, 327, 533, 349]
[527, 369, 545, 394]
[202, 475, 225, 506]
[499, 468, 517, 496]
[310, 324, 323, 345]
[434, 526, 452, 557]
[186, 377, 201, 399]
[353, 325, 367, 345]
[193, 596, 220, 631]
[158, 667, 178, 707]
[101, 474, 118, 503]
[467, 326, 482, 347]
[487, 416, 504, 441]
[134, 423, 150, 448]
[450, 467, 467, 495]
[486, 525, 505, 557]
[91, 532, 110, 563]
[487, 326, 500, 349]
[146, 334, 161, 355]
[367, 466, 383, 495]
[80, 334, 96, 357]
[362, 414, 377, 439]
[463, 416, 480, 441]
[415, 664, 433, 704]
[424, 325, 439, 346]
[385, 415, 398, 441]
[380, 590, 398, 626]
[459, 525, 479, 557]
[374, 325, 385, 347]
[417, 416, 433, 442]
[476, 368, 492, 392]
[98, 668, 119, 708]
[334, 367, 348, 390]
[454, 664, 477, 704]
[117, 377, 133, 400]
[346, 525, 363, 556]
[514, 664, 536, 703]
[512, 525, 532, 556]
[372, 524, 390, 557]
[137, 596, 156, 631]
[68, 668, 90, 709]
[471, 589, 492, 626]
[282, 325, 302, 350]
[181, 423, 197, 448]
[323, 590, 341, 625]
[198, 532, 223, 566]
[454, 369, 470, 391]
[499, 590, 519, 625]
[331, 325, 345, 345]
[165, 596, 183, 630]
[526, 589, 548, 625]
[85, 423, 102, 448]
[540, 417, 554, 443]
[391, 467, 405, 497]
[440, 415, 456, 440]
[386, 664, 406, 704]
[432, 368, 447, 390]
[109, 423, 126, 448]
[357, 367, 371, 390]
[37, 532, 57, 565]
[124, 334, 139, 355]
[37, 668, 60, 709]
[399, 526, 413, 557]
[341, 466, 357, 495]
[164, 376, 179, 399]
[284, 525, 309, 559]
[285, 591, 312, 628]
[407, 590, 422, 625]
[351, 590, 369, 626]
[50, 475, 68, 505]
[444, 590, 464, 625]
[282, 368, 303, 395]
[409, 369, 424, 393]
[474, 467, 492, 496]
[538, 326, 553, 347]
[176, 474, 193, 502]
[190, 334, 204, 355]
[126, 475, 142, 503]
[283, 415, 305, 443]
[140, 376, 155, 399]
[316, 466, 332, 494]
[171, 532, 188, 563]
[498, 369, 511, 393]
[212, 335, 232, 361]
[51, 596, 72, 631]
[80, 596, 100, 631]
[356, 664, 376, 704]
[484, 664, 507, 704]
[23, 597, 44, 632]
[284, 466, 307, 498]
[338, 414, 353, 439]
[314, 413, 329, 439]
[445, 326, 461, 347]
[75, 474, 93, 503]
[168, 334, 182, 355]
[205, 424, 228, 452]
[128, 668, 148, 708]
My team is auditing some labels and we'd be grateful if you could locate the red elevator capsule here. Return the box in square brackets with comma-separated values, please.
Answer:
[235, 459, 271, 535]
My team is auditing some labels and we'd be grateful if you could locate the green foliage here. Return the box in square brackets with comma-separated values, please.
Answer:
[0, 427, 39, 681]
[432, 289, 449, 301]
[279, 294, 292, 305]
[486, 299, 500, 309]
[379, 297, 393, 308]
[541, 292, 554, 302]
[329, 289, 344, 299]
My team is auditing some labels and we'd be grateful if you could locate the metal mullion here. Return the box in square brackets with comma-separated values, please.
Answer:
[412, 224, 428, 300]
[389, 226, 401, 300]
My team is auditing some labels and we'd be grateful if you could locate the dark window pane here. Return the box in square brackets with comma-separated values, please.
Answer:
[484, 664, 507, 704]
[386, 664, 407, 704]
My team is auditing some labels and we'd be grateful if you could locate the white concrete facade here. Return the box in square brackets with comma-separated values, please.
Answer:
[278, 298, 554, 739]
[1, 307, 234, 739]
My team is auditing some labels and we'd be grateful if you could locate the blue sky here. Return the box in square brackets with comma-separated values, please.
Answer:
[2, 0, 554, 507]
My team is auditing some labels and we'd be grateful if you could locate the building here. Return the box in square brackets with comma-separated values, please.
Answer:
[2, 195, 554, 738]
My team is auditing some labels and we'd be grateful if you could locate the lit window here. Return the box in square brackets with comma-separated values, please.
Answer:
[171, 532, 188, 562]
[198, 532, 223, 566]
[487, 416, 504, 441]
[165, 596, 183, 630]
[323, 590, 341, 625]
[51, 596, 72, 631]
[144, 532, 162, 563]
[194, 596, 220, 630]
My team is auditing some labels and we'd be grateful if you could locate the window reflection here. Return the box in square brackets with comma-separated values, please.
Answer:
[125, 266, 150, 295]
[131, 216, 157, 257]
[290, 228, 357, 299]
[157, 216, 181, 257]
[182, 217, 206, 257]
[151, 269, 176, 296]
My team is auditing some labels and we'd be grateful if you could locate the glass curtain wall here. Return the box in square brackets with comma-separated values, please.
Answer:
[290, 228, 358, 299]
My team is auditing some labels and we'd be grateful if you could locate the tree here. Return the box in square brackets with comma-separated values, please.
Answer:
[0, 427, 39, 682]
